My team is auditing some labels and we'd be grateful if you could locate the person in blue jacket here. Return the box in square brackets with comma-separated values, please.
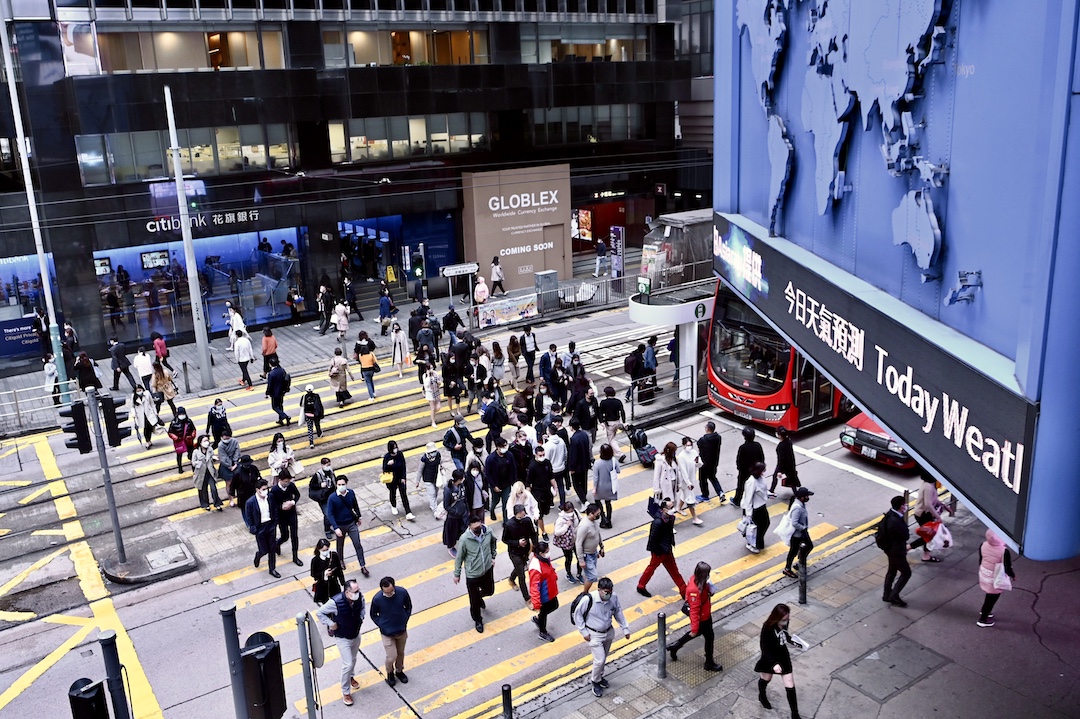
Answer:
[369, 576, 414, 686]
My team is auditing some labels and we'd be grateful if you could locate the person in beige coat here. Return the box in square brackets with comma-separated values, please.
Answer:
[328, 347, 354, 408]
[190, 434, 224, 511]
[333, 300, 350, 341]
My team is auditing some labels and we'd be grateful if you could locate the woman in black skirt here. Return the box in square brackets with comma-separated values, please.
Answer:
[754, 603, 805, 719]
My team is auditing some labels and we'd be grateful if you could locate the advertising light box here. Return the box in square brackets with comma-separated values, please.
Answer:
[713, 213, 1037, 546]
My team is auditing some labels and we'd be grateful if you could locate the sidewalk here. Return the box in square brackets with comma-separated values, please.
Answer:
[514, 510, 1080, 719]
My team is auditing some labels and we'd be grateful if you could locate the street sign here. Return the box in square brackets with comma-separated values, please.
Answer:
[441, 262, 480, 278]
[694, 302, 706, 318]
[637, 276, 652, 295]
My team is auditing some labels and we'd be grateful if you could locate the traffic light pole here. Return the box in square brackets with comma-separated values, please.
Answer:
[86, 388, 127, 564]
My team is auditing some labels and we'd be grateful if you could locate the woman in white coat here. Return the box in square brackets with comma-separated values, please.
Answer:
[507, 480, 540, 524]
[332, 300, 350, 342]
[390, 322, 409, 378]
[652, 441, 681, 503]
[675, 437, 704, 525]
[131, 384, 160, 450]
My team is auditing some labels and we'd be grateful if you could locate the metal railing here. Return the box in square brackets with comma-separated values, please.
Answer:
[627, 362, 700, 421]
[537, 274, 636, 316]
[0, 378, 78, 435]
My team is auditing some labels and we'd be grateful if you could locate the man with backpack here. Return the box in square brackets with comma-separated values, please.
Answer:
[443, 304, 463, 348]
[443, 413, 474, 470]
[480, 393, 509, 453]
[572, 576, 630, 698]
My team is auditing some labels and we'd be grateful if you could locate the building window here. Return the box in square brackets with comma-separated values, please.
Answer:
[95, 29, 284, 73]
[76, 135, 110, 186]
[329, 122, 348, 164]
[525, 104, 645, 145]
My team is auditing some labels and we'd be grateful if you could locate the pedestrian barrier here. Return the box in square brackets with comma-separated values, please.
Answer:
[0, 378, 77, 435]
[656, 612, 668, 679]
[501, 684, 513, 719]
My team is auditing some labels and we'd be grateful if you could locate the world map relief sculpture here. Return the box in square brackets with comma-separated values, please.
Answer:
[737, 0, 948, 278]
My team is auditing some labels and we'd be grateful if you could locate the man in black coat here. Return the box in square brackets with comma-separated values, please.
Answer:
[443, 413, 473, 470]
[597, 387, 627, 463]
[696, 421, 725, 503]
[567, 419, 593, 506]
[308, 458, 337, 538]
[265, 359, 291, 425]
[443, 304, 463, 347]
[635, 499, 686, 598]
[572, 387, 600, 445]
[501, 503, 538, 604]
[108, 337, 138, 391]
[484, 437, 517, 522]
[271, 472, 304, 566]
[732, 426, 764, 507]
[880, 495, 912, 606]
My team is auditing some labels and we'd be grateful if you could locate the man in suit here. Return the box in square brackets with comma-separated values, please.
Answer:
[108, 337, 138, 391]
[880, 495, 912, 606]
[243, 478, 280, 578]
[519, 325, 539, 384]
[265, 359, 291, 425]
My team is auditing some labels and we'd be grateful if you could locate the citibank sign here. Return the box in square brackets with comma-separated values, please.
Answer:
[146, 215, 207, 232]
[487, 191, 559, 212]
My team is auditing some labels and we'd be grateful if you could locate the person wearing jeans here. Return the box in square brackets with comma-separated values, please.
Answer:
[325, 475, 371, 578]
[528, 541, 560, 642]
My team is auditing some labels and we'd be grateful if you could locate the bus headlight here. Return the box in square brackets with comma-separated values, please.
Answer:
[887, 441, 905, 455]
[766, 404, 790, 412]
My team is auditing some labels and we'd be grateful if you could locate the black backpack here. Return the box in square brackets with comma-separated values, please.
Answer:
[624, 352, 639, 375]
[282, 371, 292, 394]
[874, 512, 889, 550]
[570, 591, 594, 626]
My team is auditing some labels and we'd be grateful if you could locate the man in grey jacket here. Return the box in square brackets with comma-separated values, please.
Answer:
[573, 576, 631, 697]
[782, 487, 815, 578]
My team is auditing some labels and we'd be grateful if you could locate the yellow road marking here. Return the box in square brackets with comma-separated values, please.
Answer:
[0, 610, 35, 622]
[236, 579, 310, 610]
[42, 614, 93, 626]
[0, 480, 31, 487]
[69, 541, 109, 603]
[0, 547, 67, 599]
[89, 598, 164, 719]
[132, 373, 423, 468]
[17, 487, 49, 504]
[0, 623, 96, 713]
[31, 529, 64, 536]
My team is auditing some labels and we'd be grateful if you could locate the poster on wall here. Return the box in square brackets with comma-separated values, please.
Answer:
[610, 226, 625, 276]
[640, 243, 659, 276]
[478, 294, 539, 328]
[577, 209, 593, 241]
[461, 164, 572, 292]
[59, 23, 99, 76]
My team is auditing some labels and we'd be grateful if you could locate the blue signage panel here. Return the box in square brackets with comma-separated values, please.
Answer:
[714, 213, 1037, 546]
[0, 318, 41, 358]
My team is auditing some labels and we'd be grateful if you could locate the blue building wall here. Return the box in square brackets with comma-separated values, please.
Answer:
[715, 0, 1080, 559]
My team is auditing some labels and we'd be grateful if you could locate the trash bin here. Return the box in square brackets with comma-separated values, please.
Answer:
[69, 678, 109, 719]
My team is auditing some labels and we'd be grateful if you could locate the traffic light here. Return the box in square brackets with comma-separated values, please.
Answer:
[59, 401, 92, 454]
[411, 250, 425, 279]
[100, 395, 131, 448]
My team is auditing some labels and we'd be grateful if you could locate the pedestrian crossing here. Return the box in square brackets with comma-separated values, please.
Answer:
[212, 457, 874, 719]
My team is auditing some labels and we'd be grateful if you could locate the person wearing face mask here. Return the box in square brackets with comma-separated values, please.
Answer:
[422, 364, 442, 429]
[272, 471, 304, 566]
[464, 354, 487, 415]
[316, 579, 367, 707]
[542, 422, 568, 510]
[300, 385, 325, 449]
[310, 538, 345, 605]
[131, 384, 159, 451]
[308, 458, 337, 538]
[382, 440, 415, 520]
[217, 427, 241, 505]
[442, 353, 463, 415]
[267, 432, 303, 478]
[675, 437, 704, 525]
[232, 454, 261, 512]
[573, 576, 631, 698]
[635, 499, 686, 598]
[567, 419, 593, 507]
[205, 398, 231, 449]
[442, 469, 469, 557]
[325, 476, 370, 577]
[512, 384, 535, 427]
[166, 407, 197, 474]
[502, 503, 539, 605]
[572, 386, 600, 445]
[526, 445, 556, 541]
[370, 577, 414, 687]
[463, 439, 488, 517]
[755, 603, 806, 718]
[740, 461, 771, 554]
[533, 381, 553, 422]
[668, 561, 723, 672]
[442, 413, 473, 471]
[191, 434, 225, 511]
[528, 540, 560, 643]
[417, 442, 444, 516]
[453, 516, 498, 634]
[484, 438, 517, 523]
[538, 343, 558, 386]
[389, 322, 409, 379]
[243, 478, 280, 578]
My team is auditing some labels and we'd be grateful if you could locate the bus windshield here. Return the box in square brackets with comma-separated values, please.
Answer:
[710, 316, 790, 395]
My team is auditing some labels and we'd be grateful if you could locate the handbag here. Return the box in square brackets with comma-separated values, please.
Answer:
[744, 522, 758, 547]
[927, 524, 952, 552]
[379, 471, 395, 484]
[609, 470, 619, 496]
[992, 562, 1012, 591]
[371, 359, 381, 373]
[774, 512, 796, 545]
[435, 465, 449, 489]
[737, 515, 752, 536]
[916, 520, 941, 544]
[680, 601, 691, 616]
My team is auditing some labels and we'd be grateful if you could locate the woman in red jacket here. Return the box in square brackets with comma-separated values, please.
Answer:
[667, 561, 722, 671]
[528, 540, 560, 643]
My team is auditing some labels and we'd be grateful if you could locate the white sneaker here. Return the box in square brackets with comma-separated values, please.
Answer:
[746, 543, 760, 554]
[405, 512, 416, 521]
[391, 507, 399, 516]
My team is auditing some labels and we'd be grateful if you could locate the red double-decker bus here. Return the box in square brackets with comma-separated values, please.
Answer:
[706, 281, 851, 431]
